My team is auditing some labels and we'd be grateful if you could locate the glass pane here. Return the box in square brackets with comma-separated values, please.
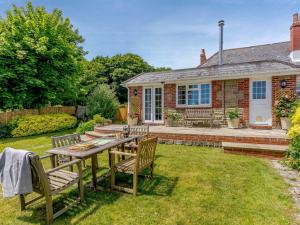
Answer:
[177, 86, 186, 105]
[200, 84, 210, 104]
[252, 81, 266, 99]
[188, 90, 199, 105]
[155, 88, 162, 121]
[144, 88, 152, 120]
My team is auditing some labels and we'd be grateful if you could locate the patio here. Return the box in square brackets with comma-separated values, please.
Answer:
[88, 125, 289, 158]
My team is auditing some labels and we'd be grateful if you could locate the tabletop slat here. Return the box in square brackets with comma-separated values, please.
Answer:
[46, 136, 139, 158]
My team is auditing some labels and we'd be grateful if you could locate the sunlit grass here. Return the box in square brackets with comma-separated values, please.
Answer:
[0, 132, 296, 225]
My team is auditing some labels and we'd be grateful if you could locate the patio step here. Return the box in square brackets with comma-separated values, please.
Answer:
[222, 142, 288, 158]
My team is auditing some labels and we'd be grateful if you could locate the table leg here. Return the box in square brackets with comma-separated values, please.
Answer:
[50, 154, 56, 168]
[108, 148, 112, 168]
[121, 143, 125, 160]
[91, 154, 98, 189]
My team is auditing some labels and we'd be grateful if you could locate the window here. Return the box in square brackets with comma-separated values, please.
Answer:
[155, 88, 162, 120]
[144, 88, 152, 120]
[177, 83, 211, 106]
[252, 81, 266, 99]
[177, 86, 186, 105]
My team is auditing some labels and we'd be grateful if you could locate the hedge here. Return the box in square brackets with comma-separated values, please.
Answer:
[11, 113, 77, 137]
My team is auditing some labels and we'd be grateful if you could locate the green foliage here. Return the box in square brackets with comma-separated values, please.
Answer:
[0, 123, 12, 138]
[286, 105, 300, 169]
[87, 84, 119, 119]
[0, 2, 85, 110]
[274, 96, 297, 118]
[10, 113, 77, 137]
[79, 54, 171, 103]
[167, 111, 182, 121]
[228, 108, 239, 120]
[76, 120, 95, 134]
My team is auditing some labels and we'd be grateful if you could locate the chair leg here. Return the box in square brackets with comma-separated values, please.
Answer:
[19, 194, 26, 211]
[150, 163, 154, 179]
[133, 173, 138, 196]
[82, 160, 86, 168]
[78, 163, 84, 203]
[69, 156, 74, 172]
[111, 168, 116, 189]
[45, 195, 53, 225]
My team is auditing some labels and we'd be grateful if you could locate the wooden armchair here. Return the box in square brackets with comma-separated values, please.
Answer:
[19, 154, 84, 225]
[110, 137, 158, 196]
[51, 133, 98, 169]
[124, 125, 150, 151]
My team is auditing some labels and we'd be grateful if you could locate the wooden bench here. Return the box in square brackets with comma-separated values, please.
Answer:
[184, 108, 214, 127]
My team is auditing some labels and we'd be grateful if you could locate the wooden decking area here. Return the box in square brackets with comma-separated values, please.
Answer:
[87, 125, 290, 158]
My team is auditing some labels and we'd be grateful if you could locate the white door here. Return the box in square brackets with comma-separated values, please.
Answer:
[249, 78, 272, 126]
[143, 86, 163, 123]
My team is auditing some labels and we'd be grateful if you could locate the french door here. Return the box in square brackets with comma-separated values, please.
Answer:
[143, 86, 163, 123]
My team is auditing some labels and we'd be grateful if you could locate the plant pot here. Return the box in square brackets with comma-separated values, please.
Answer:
[128, 117, 138, 126]
[227, 118, 239, 129]
[280, 117, 291, 130]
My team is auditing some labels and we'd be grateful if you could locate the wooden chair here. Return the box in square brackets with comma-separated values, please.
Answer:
[110, 137, 158, 196]
[124, 125, 150, 151]
[51, 133, 97, 170]
[19, 154, 83, 225]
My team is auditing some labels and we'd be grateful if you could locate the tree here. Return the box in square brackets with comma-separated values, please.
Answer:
[82, 54, 171, 103]
[0, 2, 85, 110]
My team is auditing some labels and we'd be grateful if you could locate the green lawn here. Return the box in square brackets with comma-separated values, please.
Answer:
[0, 130, 296, 225]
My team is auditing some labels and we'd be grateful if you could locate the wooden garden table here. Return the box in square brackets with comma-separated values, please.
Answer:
[46, 136, 140, 189]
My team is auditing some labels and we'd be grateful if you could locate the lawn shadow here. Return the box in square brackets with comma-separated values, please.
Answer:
[140, 175, 179, 196]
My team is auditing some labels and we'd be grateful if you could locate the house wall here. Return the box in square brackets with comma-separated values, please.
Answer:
[272, 75, 296, 127]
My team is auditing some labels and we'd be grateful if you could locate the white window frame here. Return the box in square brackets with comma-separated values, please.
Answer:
[142, 86, 164, 123]
[176, 82, 212, 108]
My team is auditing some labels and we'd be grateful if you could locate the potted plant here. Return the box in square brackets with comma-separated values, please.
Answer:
[128, 112, 138, 126]
[275, 96, 297, 130]
[227, 108, 240, 129]
[167, 111, 182, 127]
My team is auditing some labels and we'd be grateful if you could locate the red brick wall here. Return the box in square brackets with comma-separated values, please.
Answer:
[237, 78, 249, 125]
[272, 75, 296, 126]
[164, 84, 176, 109]
[212, 80, 223, 108]
[129, 86, 143, 121]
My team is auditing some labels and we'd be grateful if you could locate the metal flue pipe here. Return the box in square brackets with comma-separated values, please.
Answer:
[218, 20, 224, 65]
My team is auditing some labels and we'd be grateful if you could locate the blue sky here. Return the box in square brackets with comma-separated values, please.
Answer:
[0, 0, 299, 69]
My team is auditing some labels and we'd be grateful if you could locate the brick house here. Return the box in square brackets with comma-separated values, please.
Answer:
[123, 13, 300, 129]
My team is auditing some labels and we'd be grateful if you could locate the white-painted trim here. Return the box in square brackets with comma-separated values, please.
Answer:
[249, 77, 272, 126]
[142, 85, 164, 124]
[175, 82, 212, 108]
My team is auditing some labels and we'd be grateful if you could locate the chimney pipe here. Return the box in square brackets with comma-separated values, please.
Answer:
[218, 20, 224, 65]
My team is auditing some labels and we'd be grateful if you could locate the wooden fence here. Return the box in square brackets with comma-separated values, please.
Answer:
[116, 106, 128, 122]
[0, 106, 76, 124]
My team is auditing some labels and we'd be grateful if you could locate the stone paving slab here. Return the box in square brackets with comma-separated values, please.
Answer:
[96, 125, 288, 139]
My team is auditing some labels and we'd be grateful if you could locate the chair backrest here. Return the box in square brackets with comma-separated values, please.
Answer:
[51, 133, 81, 148]
[28, 155, 50, 194]
[136, 137, 158, 170]
[129, 125, 150, 137]
[185, 108, 212, 118]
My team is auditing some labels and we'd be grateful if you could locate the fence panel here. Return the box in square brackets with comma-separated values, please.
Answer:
[0, 106, 76, 124]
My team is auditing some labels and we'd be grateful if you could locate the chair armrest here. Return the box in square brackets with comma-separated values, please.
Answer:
[110, 150, 136, 157]
[46, 159, 82, 174]
[39, 154, 53, 160]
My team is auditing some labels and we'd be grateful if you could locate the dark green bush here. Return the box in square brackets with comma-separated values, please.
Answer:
[87, 84, 119, 119]
[11, 113, 77, 137]
[76, 120, 95, 134]
[0, 124, 12, 138]
[286, 136, 300, 170]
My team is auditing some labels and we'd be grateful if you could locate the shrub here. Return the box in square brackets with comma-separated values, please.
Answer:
[274, 96, 297, 118]
[228, 108, 239, 120]
[76, 120, 95, 134]
[286, 105, 300, 169]
[93, 114, 106, 124]
[87, 84, 119, 119]
[0, 124, 12, 138]
[11, 113, 77, 137]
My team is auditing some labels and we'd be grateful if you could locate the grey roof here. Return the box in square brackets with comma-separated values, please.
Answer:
[123, 41, 300, 86]
[124, 60, 300, 85]
[200, 41, 291, 67]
